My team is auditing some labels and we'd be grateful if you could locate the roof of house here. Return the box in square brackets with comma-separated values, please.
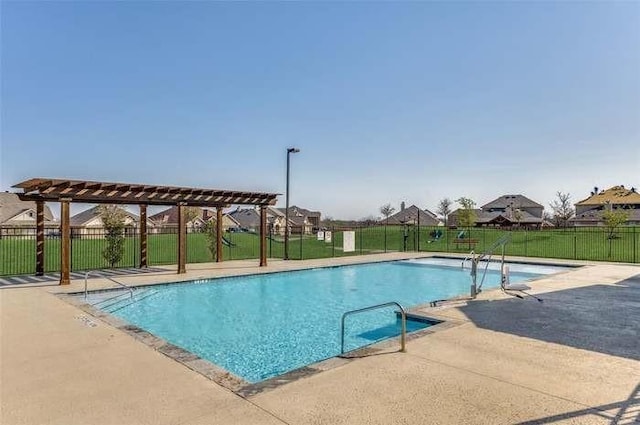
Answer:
[227, 208, 261, 228]
[266, 206, 285, 218]
[381, 205, 441, 226]
[278, 205, 321, 218]
[224, 214, 241, 226]
[571, 207, 640, 223]
[0, 192, 55, 224]
[70, 206, 139, 227]
[481, 194, 543, 210]
[149, 206, 205, 225]
[451, 208, 542, 224]
[575, 186, 640, 206]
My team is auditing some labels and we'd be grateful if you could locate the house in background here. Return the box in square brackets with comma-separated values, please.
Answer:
[278, 206, 321, 233]
[264, 206, 287, 235]
[573, 185, 640, 226]
[70, 206, 147, 237]
[228, 206, 317, 235]
[201, 208, 243, 231]
[0, 192, 57, 236]
[227, 208, 261, 233]
[379, 204, 441, 226]
[449, 194, 545, 229]
[149, 206, 207, 233]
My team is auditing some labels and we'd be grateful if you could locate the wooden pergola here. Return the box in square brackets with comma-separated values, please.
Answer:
[13, 178, 279, 285]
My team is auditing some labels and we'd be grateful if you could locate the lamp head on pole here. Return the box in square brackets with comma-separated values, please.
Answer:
[287, 148, 300, 154]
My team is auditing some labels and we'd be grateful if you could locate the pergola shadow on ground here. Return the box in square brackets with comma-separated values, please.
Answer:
[0, 267, 168, 287]
[12, 178, 279, 285]
[458, 274, 640, 361]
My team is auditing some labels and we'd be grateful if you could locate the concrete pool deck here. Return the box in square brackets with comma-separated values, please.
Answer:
[1, 253, 639, 424]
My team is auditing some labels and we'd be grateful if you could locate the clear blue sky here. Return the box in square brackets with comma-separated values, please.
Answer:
[2, 1, 638, 219]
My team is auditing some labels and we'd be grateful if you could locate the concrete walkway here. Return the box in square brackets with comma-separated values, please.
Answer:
[1, 255, 639, 424]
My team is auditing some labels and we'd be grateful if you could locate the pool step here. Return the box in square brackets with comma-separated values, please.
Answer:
[92, 291, 132, 310]
[102, 288, 161, 314]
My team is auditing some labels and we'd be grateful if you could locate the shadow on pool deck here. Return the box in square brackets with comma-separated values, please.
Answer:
[457, 274, 640, 361]
[514, 382, 640, 424]
[0, 267, 168, 287]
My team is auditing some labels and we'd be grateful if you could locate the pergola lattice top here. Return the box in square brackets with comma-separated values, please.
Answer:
[13, 178, 279, 207]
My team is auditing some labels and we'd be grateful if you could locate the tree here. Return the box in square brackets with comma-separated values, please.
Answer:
[202, 219, 218, 260]
[549, 192, 574, 228]
[99, 205, 127, 268]
[379, 204, 396, 224]
[436, 198, 452, 226]
[513, 208, 523, 228]
[603, 206, 629, 257]
[455, 197, 476, 229]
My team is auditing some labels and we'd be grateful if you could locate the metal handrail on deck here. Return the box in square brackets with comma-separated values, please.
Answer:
[84, 271, 134, 300]
[341, 302, 407, 354]
[461, 251, 475, 269]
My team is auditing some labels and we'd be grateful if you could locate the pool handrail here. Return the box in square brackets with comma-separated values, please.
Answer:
[341, 301, 407, 354]
[461, 251, 475, 269]
[84, 271, 134, 300]
[470, 234, 511, 296]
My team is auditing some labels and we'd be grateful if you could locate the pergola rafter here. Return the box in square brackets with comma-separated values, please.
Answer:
[12, 178, 280, 285]
[15, 178, 278, 207]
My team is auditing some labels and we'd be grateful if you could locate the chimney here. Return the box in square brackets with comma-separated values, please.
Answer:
[400, 201, 405, 211]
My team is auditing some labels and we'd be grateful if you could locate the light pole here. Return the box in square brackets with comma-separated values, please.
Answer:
[284, 147, 300, 260]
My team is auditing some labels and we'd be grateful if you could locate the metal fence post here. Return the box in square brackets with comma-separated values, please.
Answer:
[299, 228, 303, 260]
[525, 230, 528, 257]
[417, 213, 420, 252]
[332, 226, 336, 257]
[384, 224, 387, 253]
[573, 226, 577, 260]
[70, 233, 73, 272]
[634, 226, 637, 263]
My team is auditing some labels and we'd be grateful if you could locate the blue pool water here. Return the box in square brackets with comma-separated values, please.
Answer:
[99, 260, 557, 382]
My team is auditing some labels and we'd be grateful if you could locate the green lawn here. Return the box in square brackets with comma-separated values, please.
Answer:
[1, 226, 638, 275]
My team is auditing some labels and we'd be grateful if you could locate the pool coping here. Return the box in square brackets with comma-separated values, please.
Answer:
[55, 256, 582, 397]
[60, 292, 456, 397]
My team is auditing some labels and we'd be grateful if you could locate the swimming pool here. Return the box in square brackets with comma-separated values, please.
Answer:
[91, 259, 565, 382]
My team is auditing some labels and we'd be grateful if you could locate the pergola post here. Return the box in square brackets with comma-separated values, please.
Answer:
[216, 206, 223, 262]
[260, 205, 267, 267]
[177, 203, 187, 274]
[139, 204, 148, 268]
[35, 201, 45, 276]
[60, 198, 71, 285]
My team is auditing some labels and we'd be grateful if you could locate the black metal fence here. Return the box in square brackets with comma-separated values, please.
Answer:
[1, 225, 638, 276]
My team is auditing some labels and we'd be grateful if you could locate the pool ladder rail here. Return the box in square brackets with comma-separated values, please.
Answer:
[340, 301, 407, 355]
[462, 234, 511, 298]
